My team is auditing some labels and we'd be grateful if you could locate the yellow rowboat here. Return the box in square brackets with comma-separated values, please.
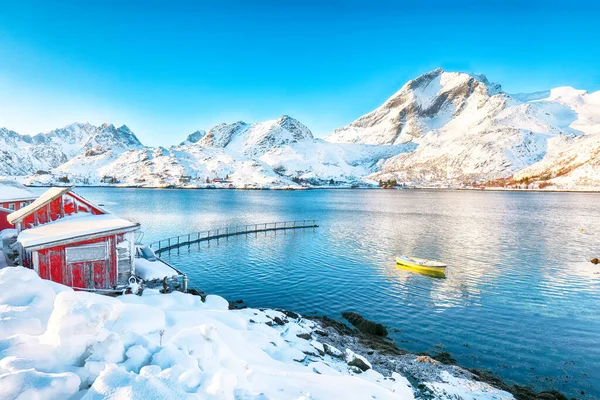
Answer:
[395, 264, 446, 279]
[395, 255, 447, 273]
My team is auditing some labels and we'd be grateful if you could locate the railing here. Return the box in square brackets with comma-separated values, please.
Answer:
[147, 220, 319, 255]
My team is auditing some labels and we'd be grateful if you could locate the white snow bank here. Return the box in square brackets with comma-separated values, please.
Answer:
[0, 267, 515, 399]
[134, 258, 179, 280]
[0, 250, 7, 269]
[426, 371, 514, 400]
[1, 228, 17, 240]
[0, 267, 415, 399]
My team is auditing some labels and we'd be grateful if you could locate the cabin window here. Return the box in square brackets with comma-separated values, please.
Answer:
[20, 202, 26, 208]
[66, 243, 108, 263]
[8, 203, 15, 210]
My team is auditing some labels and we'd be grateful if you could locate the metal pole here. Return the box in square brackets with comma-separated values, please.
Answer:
[182, 275, 188, 292]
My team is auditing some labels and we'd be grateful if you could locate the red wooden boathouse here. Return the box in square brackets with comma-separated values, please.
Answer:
[0, 180, 37, 231]
[7, 187, 140, 292]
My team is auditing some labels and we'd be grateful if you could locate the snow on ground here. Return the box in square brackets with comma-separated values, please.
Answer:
[1, 228, 17, 241]
[426, 372, 512, 400]
[134, 258, 179, 281]
[0, 267, 414, 399]
[0, 267, 516, 399]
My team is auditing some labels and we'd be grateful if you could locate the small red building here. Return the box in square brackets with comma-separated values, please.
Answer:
[8, 188, 140, 292]
[0, 180, 37, 231]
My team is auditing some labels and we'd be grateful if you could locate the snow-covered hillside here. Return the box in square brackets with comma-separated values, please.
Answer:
[327, 69, 600, 187]
[14, 117, 410, 188]
[0, 123, 143, 176]
[2, 69, 600, 189]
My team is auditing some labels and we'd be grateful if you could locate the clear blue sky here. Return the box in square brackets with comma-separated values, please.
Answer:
[1, 0, 599, 146]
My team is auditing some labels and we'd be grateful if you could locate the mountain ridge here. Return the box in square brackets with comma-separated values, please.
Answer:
[2, 69, 600, 190]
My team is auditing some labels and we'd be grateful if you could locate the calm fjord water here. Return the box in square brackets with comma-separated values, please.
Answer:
[73, 188, 600, 397]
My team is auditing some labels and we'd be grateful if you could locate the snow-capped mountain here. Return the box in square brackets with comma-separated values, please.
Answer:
[327, 69, 600, 187]
[0, 123, 143, 176]
[16, 116, 410, 188]
[179, 130, 206, 146]
[0, 123, 143, 175]
[196, 116, 314, 157]
[2, 69, 600, 189]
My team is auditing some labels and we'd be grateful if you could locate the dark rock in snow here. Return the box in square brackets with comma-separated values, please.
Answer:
[228, 299, 248, 310]
[323, 343, 343, 358]
[348, 356, 371, 372]
[342, 312, 388, 337]
[296, 332, 311, 340]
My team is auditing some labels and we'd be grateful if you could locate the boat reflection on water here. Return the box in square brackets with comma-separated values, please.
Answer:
[395, 263, 447, 279]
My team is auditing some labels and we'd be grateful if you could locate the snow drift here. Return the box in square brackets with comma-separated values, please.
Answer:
[0, 267, 415, 399]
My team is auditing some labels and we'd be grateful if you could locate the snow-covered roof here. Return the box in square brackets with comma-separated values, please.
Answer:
[0, 180, 37, 202]
[7, 187, 70, 224]
[17, 213, 139, 248]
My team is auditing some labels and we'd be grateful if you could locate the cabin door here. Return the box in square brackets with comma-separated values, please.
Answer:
[70, 260, 109, 289]
[66, 243, 110, 290]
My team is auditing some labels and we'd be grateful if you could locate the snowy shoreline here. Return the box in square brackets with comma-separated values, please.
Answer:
[18, 183, 600, 193]
[0, 266, 570, 399]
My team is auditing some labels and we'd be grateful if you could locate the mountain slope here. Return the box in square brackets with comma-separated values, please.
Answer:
[326, 69, 600, 186]
[197, 115, 314, 157]
[0, 123, 143, 176]
[20, 116, 411, 188]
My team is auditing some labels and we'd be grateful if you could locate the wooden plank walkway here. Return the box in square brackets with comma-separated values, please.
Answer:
[148, 220, 319, 255]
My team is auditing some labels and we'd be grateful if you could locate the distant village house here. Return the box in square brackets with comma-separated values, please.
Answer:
[0, 180, 37, 231]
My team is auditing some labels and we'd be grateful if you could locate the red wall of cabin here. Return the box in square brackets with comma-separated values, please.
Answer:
[0, 209, 12, 231]
[0, 200, 32, 212]
[35, 235, 118, 289]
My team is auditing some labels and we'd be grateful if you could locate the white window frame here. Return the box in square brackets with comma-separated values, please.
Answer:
[66, 243, 108, 264]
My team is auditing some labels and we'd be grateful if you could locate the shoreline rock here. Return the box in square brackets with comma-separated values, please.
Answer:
[186, 295, 571, 399]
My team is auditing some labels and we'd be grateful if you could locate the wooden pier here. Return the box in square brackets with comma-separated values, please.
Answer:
[147, 220, 319, 255]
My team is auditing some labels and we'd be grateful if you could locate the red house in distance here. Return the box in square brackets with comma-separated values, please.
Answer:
[8, 187, 140, 293]
[0, 180, 37, 231]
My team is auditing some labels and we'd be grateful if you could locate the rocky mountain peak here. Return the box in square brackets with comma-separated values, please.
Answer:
[274, 115, 314, 141]
[326, 69, 506, 145]
[179, 130, 207, 146]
